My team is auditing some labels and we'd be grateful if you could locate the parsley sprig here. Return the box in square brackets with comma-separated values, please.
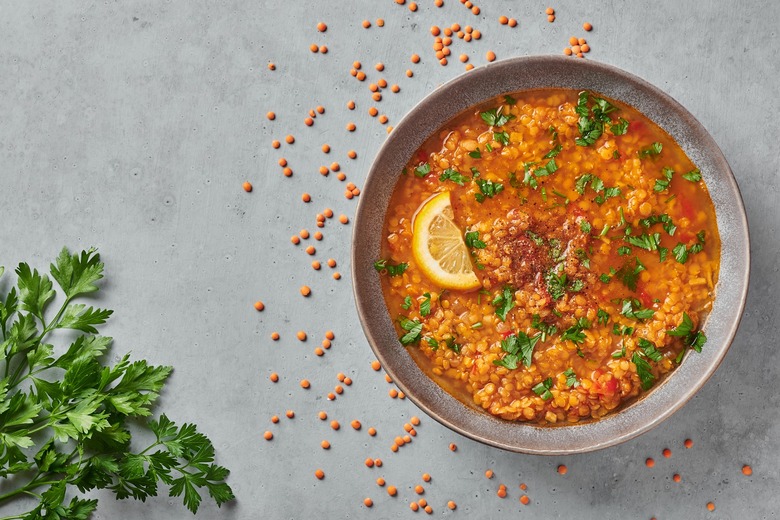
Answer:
[480, 107, 515, 127]
[374, 259, 409, 277]
[493, 332, 541, 370]
[0, 248, 234, 517]
[574, 91, 619, 147]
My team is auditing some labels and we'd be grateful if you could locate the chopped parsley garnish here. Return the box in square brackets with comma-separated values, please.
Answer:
[485, 143, 493, 152]
[638, 142, 663, 158]
[464, 231, 487, 249]
[564, 368, 580, 388]
[673, 231, 705, 264]
[545, 267, 568, 300]
[401, 295, 412, 310]
[612, 344, 627, 359]
[543, 144, 563, 159]
[503, 94, 517, 106]
[471, 322, 483, 329]
[374, 259, 409, 276]
[682, 169, 702, 182]
[494, 131, 510, 146]
[475, 178, 504, 202]
[667, 312, 707, 353]
[426, 337, 439, 350]
[491, 286, 515, 321]
[654, 167, 674, 192]
[597, 308, 610, 326]
[574, 91, 618, 147]
[525, 230, 545, 246]
[620, 298, 654, 321]
[420, 292, 432, 317]
[561, 317, 591, 344]
[580, 219, 592, 233]
[575, 248, 590, 269]
[493, 331, 541, 369]
[522, 159, 558, 188]
[625, 232, 661, 252]
[614, 257, 646, 291]
[480, 107, 515, 127]
[617, 246, 632, 256]
[532, 377, 554, 400]
[575, 173, 620, 204]
[414, 163, 431, 178]
[612, 323, 634, 336]
[632, 352, 655, 390]
[599, 273, 611, 283]
[445, 336, 461, 354]
[637, 338, 663, 362]
[398, 316, 423, 345]
[439, 168, 470, 185]
[639, 213, 677, 236]
[610, 118, 629, 135]
[594, 186, 621, 205]
[469, 148, 482, 159]
[531, 314, 558, 342]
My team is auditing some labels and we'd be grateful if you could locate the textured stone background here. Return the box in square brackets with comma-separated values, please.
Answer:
[1, 1, 778, 518]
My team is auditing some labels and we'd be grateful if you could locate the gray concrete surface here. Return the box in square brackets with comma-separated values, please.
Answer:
[1, 1, 778, 518]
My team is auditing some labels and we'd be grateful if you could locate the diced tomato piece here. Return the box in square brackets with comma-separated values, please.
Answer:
[417, 150, 429, 163]
[637, 286, 653, 309]
[602, 378, 619, 395]
[679, 196, 697, 221]
[628, 120, 644, 132]
[500, 330, 514, 339]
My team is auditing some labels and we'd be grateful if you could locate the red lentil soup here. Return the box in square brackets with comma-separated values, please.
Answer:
[378, 89, 720, 425]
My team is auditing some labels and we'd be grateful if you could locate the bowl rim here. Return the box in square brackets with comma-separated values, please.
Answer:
[351, 55, 750, 454]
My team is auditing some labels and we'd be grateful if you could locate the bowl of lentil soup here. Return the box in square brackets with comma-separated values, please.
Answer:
[352, 56, 749, 454]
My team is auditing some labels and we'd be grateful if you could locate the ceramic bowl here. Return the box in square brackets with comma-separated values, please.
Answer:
[351, 56, 750, 454]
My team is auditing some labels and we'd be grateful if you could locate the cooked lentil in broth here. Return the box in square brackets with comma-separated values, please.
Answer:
[378, 89, 720, 425]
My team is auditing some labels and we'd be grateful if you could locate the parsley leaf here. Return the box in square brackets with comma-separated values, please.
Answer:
[667, 313, 694, 337]
[563, 368, 580, 388]
[637, 338, 663, 362]
[464, 231, 487, 249]
[491, 286, 515, 321]
[469, 148, 482, 159]
[620, 298, 655, 321]
[545, 267, 567, 301]
[682, 169, 702, 182]
[480, 107, 515, 127]
[597, 309, 610, 326]
[475, 179, 504, 202]
[580, 219, 592, 234]
[654, 167, 674, 192]
[398, 316, 423, 345]
[610, 118, 629, 135]
[493, 332, 541, 369]
[414, 163, 431, 178]
[632, 352, 655, 390]
[639, 213, 677, 236]
[420, 293, 432, 317]
[401, 296, 412, 310]
[439, 168, 470, 185]
[493, 131, 510, 146]
[638, 142, 663, 158]
[374, 259, 409, 276]
[531, 314, 558, 342]
[625, 232, 661, 252]
[543, 144, 563, 159]
[504, 94, 517, 106]
[614, 257, 645, 291]
[561, 317, 590, 344]
[532, 377, 554, 400]
[445, 336, 461, 354]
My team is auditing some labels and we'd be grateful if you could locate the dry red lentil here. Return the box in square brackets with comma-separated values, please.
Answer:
[269, 372, 278, 382]
[315, 469, 325, 480]
[254, 300, 265, 311]
[242, 181, 253, 192]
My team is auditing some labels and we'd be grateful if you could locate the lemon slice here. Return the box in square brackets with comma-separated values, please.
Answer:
[412, 191, 481, 291]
